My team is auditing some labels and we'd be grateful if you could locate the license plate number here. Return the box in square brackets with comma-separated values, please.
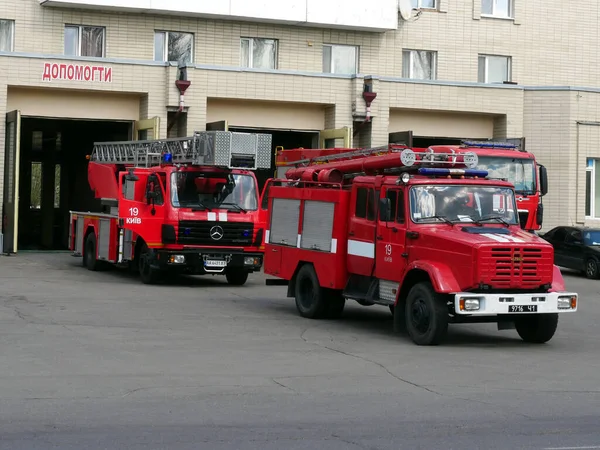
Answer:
[205, 260, 227, 268]
[509, 305, 537, 313]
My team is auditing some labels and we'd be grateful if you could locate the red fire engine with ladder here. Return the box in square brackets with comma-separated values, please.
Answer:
[69, 130, 271, 286]
[274, 140, 548, 232]
[263, 145, 578, 346]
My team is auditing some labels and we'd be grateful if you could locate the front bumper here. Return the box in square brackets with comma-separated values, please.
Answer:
[453, 292, 578, 315]
[153, 249, 263, 274]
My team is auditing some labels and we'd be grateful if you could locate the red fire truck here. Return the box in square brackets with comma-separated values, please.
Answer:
[69, 130, 271, 285]
[275, 140, 548, 232]
[264, 146, 577, 346]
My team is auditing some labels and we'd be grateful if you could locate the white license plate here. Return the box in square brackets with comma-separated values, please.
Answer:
[205, 260, 227, 268]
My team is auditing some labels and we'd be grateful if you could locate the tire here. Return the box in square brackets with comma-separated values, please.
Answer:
[404, 282, 449, 346]
[226, 269, 249, 286]
[515, 314, 559, 344]
[138, 242, 162, 285]
[585, 258, 599, 279]
[84, 233, 101, 272]
[294, 264, 329, 319]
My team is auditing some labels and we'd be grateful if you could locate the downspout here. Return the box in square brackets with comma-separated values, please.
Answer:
[168, 63, 191, 134]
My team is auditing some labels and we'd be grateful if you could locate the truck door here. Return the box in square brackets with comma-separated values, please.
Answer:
[375, 187, 407, 282]
[118, 171, 166, 247]
[347, 183, 377, 276]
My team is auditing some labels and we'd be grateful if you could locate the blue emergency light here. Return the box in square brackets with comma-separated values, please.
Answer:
[462, 140, 517, 149]
[162, 153, 173, 163]
[418, 168, 489, 177]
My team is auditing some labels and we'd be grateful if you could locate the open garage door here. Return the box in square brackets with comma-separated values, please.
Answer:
[206, 120, 229, 131]
[134, 117, 160, 140]
[319, 127, 351, 148]
[2, 110, 22, 254]
[389, 131, 413, 146]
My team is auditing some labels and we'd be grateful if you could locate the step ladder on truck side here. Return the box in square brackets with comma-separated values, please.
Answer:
[69, 130, 273, 286]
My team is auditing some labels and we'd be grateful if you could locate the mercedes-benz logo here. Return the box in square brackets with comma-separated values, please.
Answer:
[210, 226, 224, 241]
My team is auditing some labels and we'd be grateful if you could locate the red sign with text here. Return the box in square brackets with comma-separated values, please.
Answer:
[42, 63, 113, 83]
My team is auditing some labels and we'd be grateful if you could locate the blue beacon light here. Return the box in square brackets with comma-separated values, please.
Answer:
[162, 153, 173, 163]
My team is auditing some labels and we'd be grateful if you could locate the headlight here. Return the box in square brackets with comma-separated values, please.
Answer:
[558, 296, 577, 310]
[244, 256, 261, 266]
[459, 297, 480, 311]
[168, 255, 186, 264]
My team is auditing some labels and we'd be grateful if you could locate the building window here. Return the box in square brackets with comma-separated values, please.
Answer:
[64, 25, 105, 58]
[0, 19, 14, 52]
[478, 54, 511, 83]
[323, 44, 359, 75]
[411, 0, 437, 9]
[154, 31, 194, 64]
[240, 38, 278, 70]
[482, 0, 513, 18]
[585, 158, 600, 218]
[403, 50, 437, 80]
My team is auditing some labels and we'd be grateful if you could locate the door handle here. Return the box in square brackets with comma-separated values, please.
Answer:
[376, 235, 383, 240]
[349, 231, 355, 236]
[391, 227, 398, 233]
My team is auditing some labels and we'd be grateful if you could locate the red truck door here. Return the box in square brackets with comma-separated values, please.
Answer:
[347, 183, 377, 276]
[374, 186, 408, 282]
[118, 171, 167, 247]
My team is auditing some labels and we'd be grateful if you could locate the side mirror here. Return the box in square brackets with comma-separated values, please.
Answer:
[538, 164, 548, 197]
[146, 190, 158, 202]
[379, 198, 391, 222]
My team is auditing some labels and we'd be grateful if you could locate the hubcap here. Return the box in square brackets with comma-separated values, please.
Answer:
[411, 299, 431, 334]
[588, 261, 596, 277]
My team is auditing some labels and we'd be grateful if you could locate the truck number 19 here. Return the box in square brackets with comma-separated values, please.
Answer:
[129, 207, 139, 216]
[385, 244, 392, 256]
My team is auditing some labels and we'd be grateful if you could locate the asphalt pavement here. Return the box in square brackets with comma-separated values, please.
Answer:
[0, 252, 599, 450]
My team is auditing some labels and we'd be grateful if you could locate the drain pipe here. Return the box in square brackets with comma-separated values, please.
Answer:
[168, 63, 191, 133]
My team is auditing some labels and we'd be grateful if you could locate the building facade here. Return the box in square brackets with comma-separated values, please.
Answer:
[1, 0, 600, 251]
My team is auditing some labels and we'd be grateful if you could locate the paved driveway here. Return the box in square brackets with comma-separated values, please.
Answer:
[1, 253, 599, 449]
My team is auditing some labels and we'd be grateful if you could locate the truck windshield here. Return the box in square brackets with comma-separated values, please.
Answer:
[476, 156, 536, 194]
[409, 185, 519, 225]
[170, 172, 258, 211]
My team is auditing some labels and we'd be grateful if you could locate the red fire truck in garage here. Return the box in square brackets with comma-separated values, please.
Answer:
[275, 140, 548, 232]
[264, 146, 577, 346]
[69, 130, 271, 285]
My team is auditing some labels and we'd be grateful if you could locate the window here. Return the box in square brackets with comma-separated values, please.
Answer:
[0, 19, 14, 52]
[240, 38, 278, 69]
[482, 0, 513, 18]
[154, 31, 194, 64]
[54, 164, 61, 209]
[323, 44, 358, 75]
[356, 187, 368, 218]
[585, 158, 600, 218]
[411, 0, 437, 9]
[64, 25, 105, 57]
[367, 189, 376, 221]
[383, 190, 406, 223]
[478, 54, 511, 83]
[403, 50, 437, 80]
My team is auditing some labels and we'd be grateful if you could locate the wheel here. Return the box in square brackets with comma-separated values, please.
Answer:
[515, 314, 559, 344]
[585, 258, 599, 279]
[294, 264, 332, 319]
[404, 282, 449, 346]
[226, 269, 249, 286]
[138, 243, 162, 285]
[84, 233, 101, 271]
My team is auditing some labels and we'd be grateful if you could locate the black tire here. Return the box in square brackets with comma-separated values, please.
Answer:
[138, 242, 162, 285]
[325, 290, 346, 319]
[294, 264, 329, 319]
[84, 233, 101, 271]
[515, 314, 559, 344]
[226, 269, 249, 286]
[404, 282, 449, 346]
[585, 258, 599, 279]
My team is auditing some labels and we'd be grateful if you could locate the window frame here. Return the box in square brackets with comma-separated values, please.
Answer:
[154, 30, 195, 64]
[411, 0, 438, 10]
[240, 37, 279, 70]
[481, 0, 514, 19]
[0, 19, 15, 52]
[402, 49, 437, 80]
[64, 24, 106, 58]
[322, 43, 359, 75]
[478, 54, 512, 84]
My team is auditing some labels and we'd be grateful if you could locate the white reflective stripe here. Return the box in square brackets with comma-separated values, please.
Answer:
[219, 212, 228, 222]
[208, 212, 217, 221]
[331, 238, 338, 254]
[348, 240, 374, 258]
[265, 230, 270, 244]
[297, 234, 301, 248]
[481, 233, 525, 243]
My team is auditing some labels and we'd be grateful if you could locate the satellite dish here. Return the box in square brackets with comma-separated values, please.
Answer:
[398, 0, 414, 21]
